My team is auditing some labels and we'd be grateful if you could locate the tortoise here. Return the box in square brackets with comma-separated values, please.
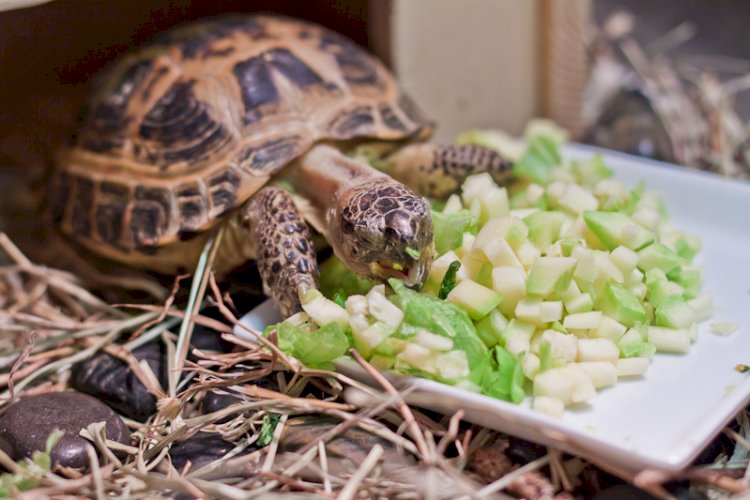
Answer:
[49, 15, 512, 316]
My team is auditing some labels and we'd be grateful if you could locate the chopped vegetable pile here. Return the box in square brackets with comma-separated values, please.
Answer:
[265, 123, 714, 416]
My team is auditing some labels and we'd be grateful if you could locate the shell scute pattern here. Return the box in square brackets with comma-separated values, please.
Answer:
[54, 15, 429, 267]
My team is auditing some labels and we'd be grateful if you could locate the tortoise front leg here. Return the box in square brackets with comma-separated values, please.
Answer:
[383, 143, 513, 199]
[243, 186, 319, 317]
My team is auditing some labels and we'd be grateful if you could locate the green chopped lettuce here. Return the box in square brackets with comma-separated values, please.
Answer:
[512, 134, 562, 185]
[477, 346, 525, 403]
[405, 246, 421, 260]
[267, 321, 350, 368]
[319, 255, 375, 298]
[431, 209, 476, 255]
[388, 279, 487, 370]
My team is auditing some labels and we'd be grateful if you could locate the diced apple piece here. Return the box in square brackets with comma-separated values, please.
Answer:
[515, 298, 542, 324]
[616, 357, 650, 377]
[474, 216, 527, 251]
[563, 311, 603, 330]
[533, 368, 574, 405]
[631, 206, 660, 231]
[533, 396, 565, 417]
[626, 268, 644, 287]
[576, 361, 617, 388]
[540, 329, 577, 363]
[522, 352, 541, 380]
[397, 343, 438, 374]
[413, 329, 453, 351]
[565, 293, 594, 314]
[478, 186, 510, 224]
[349, 314, 371, 336]
[576, 338, 619, 362]
[647, 326, 690, 354]
[367, 288, 403, 329]
[475, 237, 524, 269]
[462, 173, 496, 206]
[491, 266, 526, 315]
[503, 319, 536, 356]
[526, 257, 577, 298]
[369, 354, 395, 371]
[572, 246, 599, 282]
[591, 316, 627, 342]
[427, 251, 460, 285]
[629, 283, 647, 301]
[345, 295, 368, 316]
[558, 183, 599, 214]
[436, 351, 470, 380]
[302, 290, 349, 326]
[595, 252, 625, 283]
[516, 241, 542, 269]
[353, 321, 393, 358]
[447, 279, 502, 320]
[540, 301, 564, 323]
[442, 194, 463, 214]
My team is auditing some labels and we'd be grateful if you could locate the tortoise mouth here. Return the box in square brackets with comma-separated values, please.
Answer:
[369, 252, 431, 289]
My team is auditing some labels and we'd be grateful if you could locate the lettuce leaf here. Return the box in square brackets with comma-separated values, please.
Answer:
[431, 209, 476, 255]
[267, 321, 351, 368]
[388, 279, 487, 369]
[319, 255, 375, 299]
[512, 134, 562, 185]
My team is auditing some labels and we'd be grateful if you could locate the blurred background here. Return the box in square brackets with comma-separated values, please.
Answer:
[1, 0, 749, 183]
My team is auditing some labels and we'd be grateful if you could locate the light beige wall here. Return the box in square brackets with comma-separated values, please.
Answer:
[387, 0, 540, 142]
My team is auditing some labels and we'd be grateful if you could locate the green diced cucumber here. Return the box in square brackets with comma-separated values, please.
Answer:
[637, 243, 683, 274]
[526, 257, 577, 298]
[475, 309, 509, 348]
[353, 321, 393, 359]
[599, 283, 646, 328]
[654, 295, 696, 329]
[583, 211, 654, 250]
[524, 211, 567, 249]
[618, 327, 657, 358]
[446, 279, 502, 320]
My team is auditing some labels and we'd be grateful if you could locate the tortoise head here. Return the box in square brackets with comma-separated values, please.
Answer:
[328, 177, 434, 288]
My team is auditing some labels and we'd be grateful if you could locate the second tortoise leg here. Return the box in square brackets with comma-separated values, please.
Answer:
[383, 143, 513, 199]
[242, 186, 319, 318]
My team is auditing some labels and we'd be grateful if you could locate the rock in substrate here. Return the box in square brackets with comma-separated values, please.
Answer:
[593, 484, 657, 500]
[71, 341, 168, 421]
[0, 392, 131, 469]
[169, 431, 254, 471]
[72, 325, 236, 422]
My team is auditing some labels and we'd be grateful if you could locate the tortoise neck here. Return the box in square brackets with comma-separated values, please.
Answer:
[291, 144, 384, 211]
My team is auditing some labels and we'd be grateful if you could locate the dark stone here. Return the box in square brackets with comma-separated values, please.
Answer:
[169, 431, 252, 472]
[504, 436, 546, 465]
[692, 428, 736, 465]
[71, 342, 167, 422]
[188, 310, 235, 359]
[593, 484, 657, 500]
[665, 481, 710, 500]
[200, 366, 279, 422]
[280, 416, 414, 475]
[0, 392, 130, 469]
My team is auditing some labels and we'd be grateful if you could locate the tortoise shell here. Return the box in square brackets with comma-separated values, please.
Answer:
[50, 15, 429, 263]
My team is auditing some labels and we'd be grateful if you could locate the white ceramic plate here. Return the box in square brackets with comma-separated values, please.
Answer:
[235, 145, 750, 472]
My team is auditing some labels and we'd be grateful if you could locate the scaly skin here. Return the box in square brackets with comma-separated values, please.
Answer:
[242, 186, 318, 316]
